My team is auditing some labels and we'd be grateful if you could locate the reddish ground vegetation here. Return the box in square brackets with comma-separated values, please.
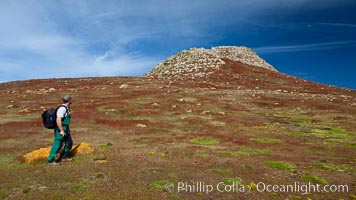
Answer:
[0, 62, 355, 199]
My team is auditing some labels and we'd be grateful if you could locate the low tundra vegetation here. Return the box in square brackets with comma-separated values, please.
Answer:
[265, 161, 296, 170]
[300, 174, 328, 185]
[229, 148, 271, 156]
[189, 138, 219, 145]
[0, 76, 354, 200]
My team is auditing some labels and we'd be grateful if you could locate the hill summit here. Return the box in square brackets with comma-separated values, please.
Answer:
[145, 46, 277, 80]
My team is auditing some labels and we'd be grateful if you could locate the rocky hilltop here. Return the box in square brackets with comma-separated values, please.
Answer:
[145, 46, 277, 79]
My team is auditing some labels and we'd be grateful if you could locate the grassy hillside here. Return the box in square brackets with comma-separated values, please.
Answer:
[0, 76, 355, 200]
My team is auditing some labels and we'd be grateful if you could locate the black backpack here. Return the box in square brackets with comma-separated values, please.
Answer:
[42, 105, 68, 129]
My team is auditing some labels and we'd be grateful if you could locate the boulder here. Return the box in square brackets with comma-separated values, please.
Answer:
[119, 84, 128, 89]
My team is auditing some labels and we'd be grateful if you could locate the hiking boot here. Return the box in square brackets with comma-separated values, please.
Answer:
[48, 162, 61, 166]
[61, 158, 73, 162]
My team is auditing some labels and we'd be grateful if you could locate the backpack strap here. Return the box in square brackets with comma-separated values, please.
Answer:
[56, 105, 69, 119]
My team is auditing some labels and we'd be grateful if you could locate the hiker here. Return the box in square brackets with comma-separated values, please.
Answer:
[48, 95, 73, 166]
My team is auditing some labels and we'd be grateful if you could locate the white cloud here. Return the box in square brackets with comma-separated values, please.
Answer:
[0, 0, 164, 82]
[95, 52, 110, 64]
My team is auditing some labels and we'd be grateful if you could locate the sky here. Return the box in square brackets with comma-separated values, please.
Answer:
[0, 0, 355, 89]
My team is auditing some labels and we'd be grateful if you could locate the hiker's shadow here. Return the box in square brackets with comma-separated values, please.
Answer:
[56, 144, 81, 161]
[68, 144, 81, 157]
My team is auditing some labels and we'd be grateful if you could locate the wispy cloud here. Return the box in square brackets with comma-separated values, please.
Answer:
[319, 23, 356, 28]
[1, 0, 250, 82]
[0, 1, 165, 82]
[254, 40, 356, 53]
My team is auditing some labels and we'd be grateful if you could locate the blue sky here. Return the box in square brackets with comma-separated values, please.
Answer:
[0, 0, 355, 89]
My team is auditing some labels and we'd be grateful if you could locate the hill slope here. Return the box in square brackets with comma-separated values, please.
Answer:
[0, 47, 355, 199]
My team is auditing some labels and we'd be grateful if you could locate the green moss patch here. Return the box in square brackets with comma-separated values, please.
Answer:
[99, 142, 113, 148]
[190, 138, 219, 145]
[311, 128, 350, 139]
[301, 174, 328, 185]
[288, 131, 310, 137]
[229, 148, 270, 156]
[167, 194, 181, 200]
[344, 143, 356, 148]
[98, 143, 113, 151]
[150, 180, 174, 191]
[250, 137, 281, 144]
[289, 127, 354, 144]
[302, 141, 319, 145]
[235, 111, 248, 115]
[244, 164, 252, 169]
[311, 163, 350, 172]
[95, 172, 105, 179]
[70, 183, 89, 190]
[221, 177, 243, 185]
[265, 161, 296, 170]
[328, 128, 349, 134]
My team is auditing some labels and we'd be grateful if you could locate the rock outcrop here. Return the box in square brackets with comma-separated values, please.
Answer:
[145, 46, 277, 79]
[210, 46, 276, 71]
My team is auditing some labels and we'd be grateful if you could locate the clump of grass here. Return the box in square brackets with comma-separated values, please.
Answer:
[95, 172, 105, 179]
[301, 174, 328, 185]
[150, 180, 174, 191]
[303, 141, 318, 145]
[99, 142, 112, 149]
[229, 148, 270, 156]
[190, 138, 219, 145]
[221, 177, 243, 185]
[269, 192, 278, 198]
[22, 187, 31, 194]
[288, 132, 310, 137]
[344, 143, 356, 148]
[311, 163, 349, 172]
[265, 161, 296, 170]
[244, 164, 252, 169]
[311, 127, 350, 141]
[168, 173, 177, 179]
[328, 128, 348, 134]
[71, 183, 89, 190]
[212, 168, 231, 173]
[1, 153, 22, 167]
[250, 137, 281, 144]
[235, 111, 248, 115]
[167, 194, 181, 200]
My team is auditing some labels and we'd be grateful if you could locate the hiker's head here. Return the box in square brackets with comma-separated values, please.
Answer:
[63, 95, 73, 104]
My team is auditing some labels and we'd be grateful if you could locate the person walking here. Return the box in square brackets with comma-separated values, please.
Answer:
[48, 95, 74, 166]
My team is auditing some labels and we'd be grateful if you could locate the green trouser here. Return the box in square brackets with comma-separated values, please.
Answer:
[47, 126, 73, 163]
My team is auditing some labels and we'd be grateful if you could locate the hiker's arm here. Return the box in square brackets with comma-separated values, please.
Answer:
[56, 118, 65, 136]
